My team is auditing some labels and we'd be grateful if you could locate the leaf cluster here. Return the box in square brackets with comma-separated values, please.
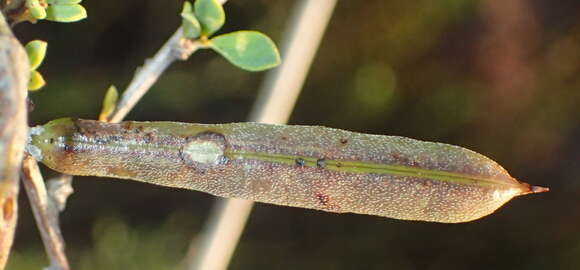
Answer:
[181, 0, 281, 71]
[24, 40, 46, 90]
[14, 0, 88, 91]
[27, 0, 86, 23]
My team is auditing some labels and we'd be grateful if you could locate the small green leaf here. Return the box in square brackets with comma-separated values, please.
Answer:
[47, 0, 82, 4]
[182, 1, 193, 15]
[27, 0, 47, 19]
[99, 85, 119, 121]
[181, 1, 201, 39]
[46, 4, 87, 22]
[25, 40, 48, 70]
[30, 6, 47, 20]
[209, 31, 281, 71]
[194, 0, 225, 36]
[29, 70, 46, 91]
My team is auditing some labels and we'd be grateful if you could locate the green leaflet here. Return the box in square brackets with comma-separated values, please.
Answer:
[26, 0, 46, 20]
[28, 70, 45, 91]
[25, 40, 47, 91]
[28, 118, 548, 223]
[98, 85, 118, 121]
[46, 4, 87, 23]
[25, 40, 47, 71]
[194, 0, 225, 36]
[47, 0, 82, 4]
[181, 1, 201, 39]
[210, 31, 281, 71]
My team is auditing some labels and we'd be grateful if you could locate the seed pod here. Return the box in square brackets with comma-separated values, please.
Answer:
[28, 118, 548, 223]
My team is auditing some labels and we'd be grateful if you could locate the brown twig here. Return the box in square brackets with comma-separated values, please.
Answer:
[0, 0, 27, 25]
[0, 11, 29, 270]
[107, 30, 202, 123]
[21, 156, 70, 270]
[108, 0, 227, 123]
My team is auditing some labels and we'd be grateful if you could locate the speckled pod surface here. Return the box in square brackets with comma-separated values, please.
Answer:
[29, 118, 547, 223]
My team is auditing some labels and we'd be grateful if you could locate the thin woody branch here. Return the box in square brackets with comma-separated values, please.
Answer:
[108, 30, 202, 123]
[108, 0, 227, 123]
[21, 156, 70, 270]
[0, 10, 29, 270]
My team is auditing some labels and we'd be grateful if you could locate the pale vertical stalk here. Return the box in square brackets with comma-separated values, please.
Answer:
[185, 1, 337, 269]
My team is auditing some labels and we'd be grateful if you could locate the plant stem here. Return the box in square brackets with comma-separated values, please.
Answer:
[108, 0, 228, 123]
[107, 30, 202, 123]
[0, 11, 29, 270]
[21, 156, 70, 270]
[184, 1, 338, 269]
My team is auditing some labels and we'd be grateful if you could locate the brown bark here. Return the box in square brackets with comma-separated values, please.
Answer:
[0, 10, 29, 270]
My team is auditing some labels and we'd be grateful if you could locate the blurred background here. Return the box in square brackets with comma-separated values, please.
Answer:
[7, 0, 580, 269]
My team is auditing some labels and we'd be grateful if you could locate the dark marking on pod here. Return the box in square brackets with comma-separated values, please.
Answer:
[73, 119, 92, 135]
[62, 143, 71, 153]
[391, 152, 420, 167]
[316, 158, 326, 168]
[218, 155, 230, 165]
[420, 179, 433, 187]
[295, 158, 305, 167]
[120, 122, 132, 134]
[135, 126, 144, 133]
[315, 192, 330, 206]
[339, 138, 348, 145]
[143, 132, 156, 143]
[121, 121, 132, 129]
[93, 137, 109, 145]
[108, 135, 123, 142]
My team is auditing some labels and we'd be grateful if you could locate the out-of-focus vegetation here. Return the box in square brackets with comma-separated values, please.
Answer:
[8, 0, 580, 269]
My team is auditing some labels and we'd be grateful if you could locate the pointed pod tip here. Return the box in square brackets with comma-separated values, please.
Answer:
[530, 185, 549, 194]
[516, 180, 550, 196]
[517, 181, 549, 196]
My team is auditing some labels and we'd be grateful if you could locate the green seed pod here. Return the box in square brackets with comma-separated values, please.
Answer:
[28, 118, 548, 223]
